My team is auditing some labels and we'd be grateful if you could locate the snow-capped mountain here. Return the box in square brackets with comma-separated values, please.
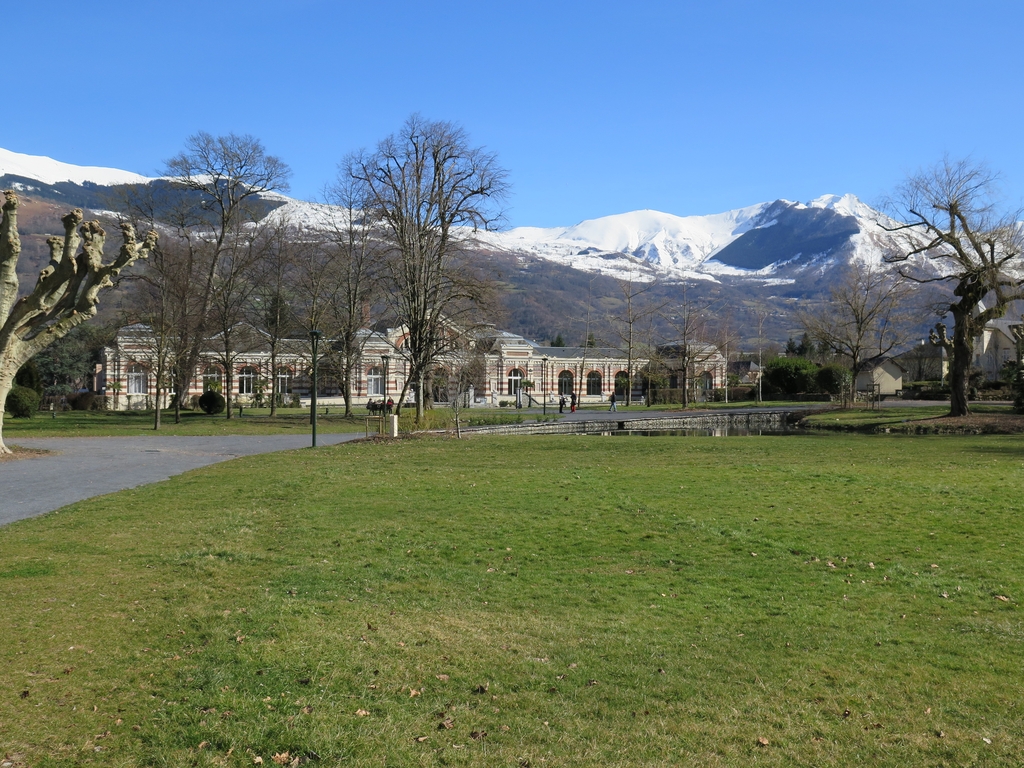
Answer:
[0, 145, 903, 287]
[480, 192, 900, 284]
[0, 146, 153, 187]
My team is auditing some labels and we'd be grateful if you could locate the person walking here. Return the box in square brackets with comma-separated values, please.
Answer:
[570, 392, 577, 413]
[609, 392, 617, 412]
[558, 395, 565, 413]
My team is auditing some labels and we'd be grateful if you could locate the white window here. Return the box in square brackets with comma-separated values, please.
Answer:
[558, 371, 574, 395]
[127, 364, 148, 395]
[238, 366, 257, 395]
[367, 366, 384, 396]
[203, 366, 222, 392]
[507, 368, 524, 395]
[276, 367, 292, 395]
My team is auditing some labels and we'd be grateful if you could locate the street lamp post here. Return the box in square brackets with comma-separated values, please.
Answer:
[381, 354, 390, 410]
[310, 329, 322, 448]
[541, 356, 549, 416]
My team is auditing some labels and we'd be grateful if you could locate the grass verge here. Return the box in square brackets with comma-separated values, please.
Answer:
[1, 433, 1022, 765]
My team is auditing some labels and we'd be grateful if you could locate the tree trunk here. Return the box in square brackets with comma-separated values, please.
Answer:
[225, 369, 234, 419]
[0, 376, 13, 454]
[949, 311, 973, 417]
[416, 372, 426, 424]
[269, 348, 278, 418]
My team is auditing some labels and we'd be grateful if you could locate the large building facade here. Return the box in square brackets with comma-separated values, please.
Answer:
[98, 324, 727, 410]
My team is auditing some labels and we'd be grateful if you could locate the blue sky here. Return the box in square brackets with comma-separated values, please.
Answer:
[6, 1, 1024, 227]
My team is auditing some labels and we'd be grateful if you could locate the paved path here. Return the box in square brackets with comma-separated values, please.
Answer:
[0, 433, 362, 527]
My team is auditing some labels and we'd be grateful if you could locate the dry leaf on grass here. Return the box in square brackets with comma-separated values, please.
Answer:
[356, 709, 370, 717]
[757, 737, 769, 746]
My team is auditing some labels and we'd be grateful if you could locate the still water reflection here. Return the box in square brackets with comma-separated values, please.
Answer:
[599, 426, 796, 437]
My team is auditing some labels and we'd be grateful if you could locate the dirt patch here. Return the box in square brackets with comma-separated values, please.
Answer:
[894, 413, 1024, 435]
[0, 447, 51, 463]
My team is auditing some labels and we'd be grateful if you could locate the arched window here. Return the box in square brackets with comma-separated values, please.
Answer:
[587, 371, 602, 396]
[615, 371, 630, 397]
[367, 366, 384, 396]
[238, 366, 257, 395]
[203, 366, 222, 392]
[507, 368, 524, 395]
[276, 366, 292, 395]
[558, 371, 574, 396]
[126, 364, 148, 395]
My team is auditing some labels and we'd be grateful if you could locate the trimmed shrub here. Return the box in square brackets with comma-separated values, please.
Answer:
[5, 385, 40, 418]
[762, 357, 820, 396]
[198, 390, 226, 415]
[14, 361, 43, 395]
[816, 364, 852, 396]
[67, 392, 103, 411]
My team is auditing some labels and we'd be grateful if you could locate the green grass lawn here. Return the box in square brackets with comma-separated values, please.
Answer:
[1, 433, 1022, 766]
[1, 407, 555, 441]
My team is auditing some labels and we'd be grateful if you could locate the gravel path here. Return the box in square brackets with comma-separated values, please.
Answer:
[0, 433, 363, 527]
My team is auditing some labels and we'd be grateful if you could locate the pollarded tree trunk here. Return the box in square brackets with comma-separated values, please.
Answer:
[0, 191, 156, 453]
[932, 317, 974, 418]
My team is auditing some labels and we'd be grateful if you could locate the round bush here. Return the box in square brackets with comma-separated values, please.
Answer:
[816, 364, 851, 395]
[198, 390, 226, 415]
[5, 385, 40, 418]
[762, 357, 820, 396]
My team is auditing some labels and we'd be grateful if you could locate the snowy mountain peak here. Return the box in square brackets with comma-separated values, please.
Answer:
[0, 147, 153, 186]
[480, 194, 896, 282]
[807, 193, 878, 219]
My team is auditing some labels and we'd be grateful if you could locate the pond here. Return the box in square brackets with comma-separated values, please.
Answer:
[595, 426, 799, 437]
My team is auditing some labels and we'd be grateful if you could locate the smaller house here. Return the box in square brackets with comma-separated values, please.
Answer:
[728, 360, 761, 385]
[855, 356, 906, 397]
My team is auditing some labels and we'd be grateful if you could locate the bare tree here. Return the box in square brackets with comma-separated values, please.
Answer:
[884, 158, 1024, 416]
[322, 169, 383, 417]
[0, 192, 156, 453]
[251, 218, 298, 417]
[125, 237, 192, 429]
[125, 132, 290, 423]
[608, 270, 664, 406]
[661, 284, 721, 406]
[209, 223, 270, 418]
[348, 115, 508, 423]
[798, 260, 914, 402]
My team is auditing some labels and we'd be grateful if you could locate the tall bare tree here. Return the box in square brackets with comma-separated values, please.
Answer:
[661, 284, 720, 406]
[322, 169, 383, 417]
[608, 270, 664, 405]
[884, 158, 1024, 416]
[251, 218, 298, 417]
[0, 192, 156, 452]
[124, 132, 290, 423]
[348, 115, 508, 423]
[798, 260, 913, 402]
